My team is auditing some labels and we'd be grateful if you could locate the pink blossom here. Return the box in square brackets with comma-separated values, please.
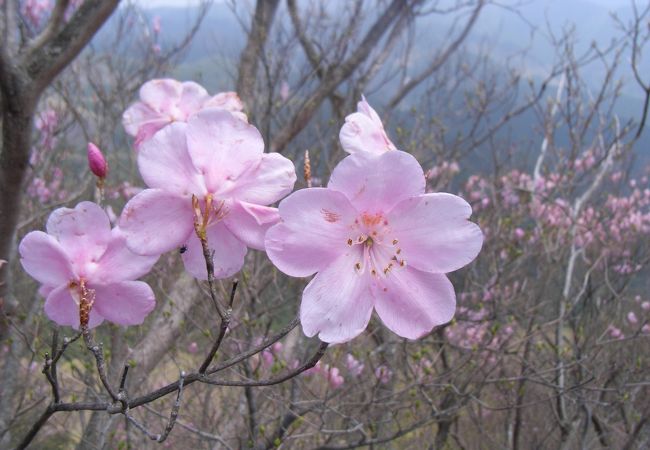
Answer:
[187, 342, 199, 354]
[87, 142, 108, 178]
[152, 16, 161, 34]
[339, 96, 397, 154]
[642, 301, 650, 311]
[279, 80, 290, 102]
[642, 324, 650, 334]
[375, 365, 392, 384]
[514, 228, 525, 239]
[21, 0, 51, 28]
[266, 150, 483, 343]
[122, 79, 246, 148]
[19, 202, 158, 329]
[327, 366, 345, 388]
[627, 311, 638, 324]
[345, 354, 364, 377]
[607, 326, 623, 339]
[119, 108, 296, 280]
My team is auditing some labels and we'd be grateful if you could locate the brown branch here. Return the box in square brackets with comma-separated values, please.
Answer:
[271, 0, 411, 152]
[236, 0, 281, 112]
[387, 0, 485, 109]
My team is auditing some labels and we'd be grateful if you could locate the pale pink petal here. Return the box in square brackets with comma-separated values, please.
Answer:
[46, 202, 112, 264]
[203, 91, 244, 112]
[119, 189, 194, 256]
[181, 221, 247, 280]
[223, 201, 280, 250]
[178, 81, 210, 115]
[388, 193, 483, 273]
[301, 249, 374, 344]
[44, 285, 104, 329]
[92, 281, 155, 326]
[372, 269, 456, 339]
[38, 285, 54, 298]
[225, 152, 296, 205]
[265, 188, 358, 277]
[328, 151, 425, 212]
[186, 108, 264, 193]
[134, 120, 170, 148]
[19, 231, 75, 286]
[137, 122, 207, 196]
[45, 202, 111, 269]
[94, 229, 158, 284]
[122, 102, 163, 137]
[139, 78, 182, 111]
[339, 97, 396, 154]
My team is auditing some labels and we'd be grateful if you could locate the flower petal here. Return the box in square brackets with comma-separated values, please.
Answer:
[46, 201, 112, 264]
[265, 188, 358, 277]
[137, 122, 207, 196]
[178, 81, 210, 115]
[225, 153, 296, 205]
[181, 221, 247, 280]
[372, 268, 456, 339]
[301, 249, 374, 344]
[388, 193, 483, 273]
[94, 229, 158, 284]
[204, 91, 244, 112]
[328, 151, 425, 212]
[139, 78, 182, 111]
[339, 98, 396, 154]
[44, 285, 104, 329]
[119, 189, 194, 256]
[223, 201, 280, 250]
[122, 102, 161, 137]
[186, 108, 264, 193]
[92, 281, 156, 326]
[19, 231, 74, 286]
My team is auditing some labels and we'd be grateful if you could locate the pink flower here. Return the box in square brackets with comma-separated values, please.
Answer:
[346, 354, 364, 377]
[327, 366, 345, 389]
[87, 142, 108, 178]
[152, 16, 161, 34]
[19, 202, 158, 329]
[122, 79, 246, 148]
[265, 151, 483, 343]
[279, 81, 290, 102]
[187, 342, 199, 354]
[375, 365, 392, 384]
[627, 311, 638, 325]
[641, 301, 650, 311]
[119, 109, 296, 279]
[339, 96, 397, 154]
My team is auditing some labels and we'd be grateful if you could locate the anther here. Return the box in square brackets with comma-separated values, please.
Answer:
[392, 239, 398, 245]
[347, 238, 353, 246]
[355, 262, 362, 271]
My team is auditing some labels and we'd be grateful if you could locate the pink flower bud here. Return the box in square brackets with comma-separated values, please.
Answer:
[627, 312, 638, 325]
[87, 142, 108, 178]
[187, 342, 199, 354]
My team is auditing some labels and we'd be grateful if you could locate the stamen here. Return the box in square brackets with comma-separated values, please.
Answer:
[347, 238, 353, 246]
[399, 260, 406, 267]
[383, 263, 393, 275]
[392, 239, 398, 245]
[396, 248, 402, 255]
[355, 262, 362, 271]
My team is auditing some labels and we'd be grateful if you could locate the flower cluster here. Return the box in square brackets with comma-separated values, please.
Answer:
[20, 82, 482, 345]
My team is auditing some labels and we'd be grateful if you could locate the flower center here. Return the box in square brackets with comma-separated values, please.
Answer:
[346, 212, 406, 278]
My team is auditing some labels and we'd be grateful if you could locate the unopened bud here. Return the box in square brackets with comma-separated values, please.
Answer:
[87, 142, 108, 179]
[304, 150, 312, 188]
